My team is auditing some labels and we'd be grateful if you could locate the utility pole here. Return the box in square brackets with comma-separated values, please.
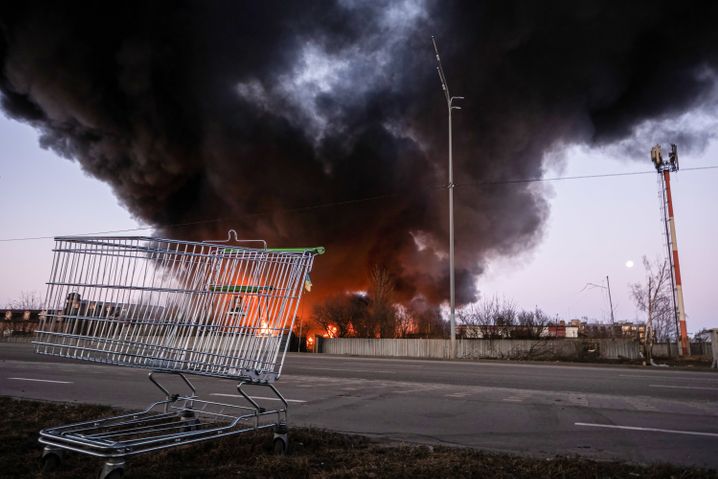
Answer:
[651, 144, 688, 356]
[432, 36, 463, 358]
[606, 275, 615, 325]
[582, 278, 615, 326]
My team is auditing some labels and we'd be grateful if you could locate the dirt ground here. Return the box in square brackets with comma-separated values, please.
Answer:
[1, 397, 715, 479]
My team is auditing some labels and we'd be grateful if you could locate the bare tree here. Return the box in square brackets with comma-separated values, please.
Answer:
[515, 308, 551, 339]
[458, 299, 496, 338]
[394, 304, 413, 338]
[494, 301, 518, 338]
[458, 296, 518, 338]
[630, 256, 674, 364]
[411, 305, 446, 338]
[8, 291, 43, 309]
[367, 265, 396, 338]
[312, 293, 368, 338]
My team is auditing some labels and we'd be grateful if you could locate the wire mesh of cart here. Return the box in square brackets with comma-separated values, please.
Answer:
[33, 234, 324, 478]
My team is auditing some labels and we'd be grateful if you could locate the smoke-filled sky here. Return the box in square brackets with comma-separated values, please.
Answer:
[1, 0, 718, 312]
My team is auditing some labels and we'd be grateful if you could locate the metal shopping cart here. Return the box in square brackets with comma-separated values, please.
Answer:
[33, 233, 324, 478]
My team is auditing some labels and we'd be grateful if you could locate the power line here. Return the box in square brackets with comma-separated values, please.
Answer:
[1, 165, 716, 243]
[455, 165, 718, 187]
[0, 191, 413, 242]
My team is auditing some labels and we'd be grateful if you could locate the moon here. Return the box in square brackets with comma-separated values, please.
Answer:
[625, 260, 635, 268]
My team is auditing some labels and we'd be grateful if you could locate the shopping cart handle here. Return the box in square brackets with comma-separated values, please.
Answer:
[221, 246, 325, 255]
[266, 247, 326, 255]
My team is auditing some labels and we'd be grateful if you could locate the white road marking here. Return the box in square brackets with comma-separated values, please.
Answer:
[210, 393, 306, 403]
[394, 385, 439, 394]
[8, 377, 73, 384]
[620, 374, 718, 382]
[575, 422, 718, 438]
[298, 366, 396, 374]
[503, 391, 531, 403]
[649, 384, 718, 391]
[446, 392, 468, 398]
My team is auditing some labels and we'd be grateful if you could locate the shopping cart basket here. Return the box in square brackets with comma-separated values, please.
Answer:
[33, 234, 324, 478]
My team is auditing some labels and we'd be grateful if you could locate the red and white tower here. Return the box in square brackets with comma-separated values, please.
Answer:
[651, 144, 689, 356]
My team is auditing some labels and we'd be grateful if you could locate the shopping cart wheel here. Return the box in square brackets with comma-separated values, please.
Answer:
[101, 469, 123, 479]
[98, 461, 125, 479]
[272, 436, 288, 455]
[41, 450, 62, 473]
[273, 423, 289, 455]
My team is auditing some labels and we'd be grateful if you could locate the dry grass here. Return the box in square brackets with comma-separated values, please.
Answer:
[1, 397, 715, 479]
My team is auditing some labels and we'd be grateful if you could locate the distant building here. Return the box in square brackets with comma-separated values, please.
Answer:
[1, 309, 43, 337]
[617, 321, 646, 340]
[459, 322, 572, 339]
[458, 319, 646, 341]
[571, 319, 645, 340]
[56, 293, 165, 322]
[2, 309, 42, 321]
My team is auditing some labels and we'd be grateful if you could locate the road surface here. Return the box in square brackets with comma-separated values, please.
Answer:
[1, 343, 717, 468]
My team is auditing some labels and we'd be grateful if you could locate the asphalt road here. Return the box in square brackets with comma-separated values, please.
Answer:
[2, 343, 717, 469]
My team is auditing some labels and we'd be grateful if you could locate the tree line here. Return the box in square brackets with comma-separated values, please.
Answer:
[307, 257, 684, 346]
[312, 266, 447, 339]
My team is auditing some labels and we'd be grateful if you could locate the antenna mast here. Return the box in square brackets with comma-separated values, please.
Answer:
[651, 144, 688, 356]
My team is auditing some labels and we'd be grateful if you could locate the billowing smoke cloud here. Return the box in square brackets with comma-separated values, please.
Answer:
[1, 1, 717, 306]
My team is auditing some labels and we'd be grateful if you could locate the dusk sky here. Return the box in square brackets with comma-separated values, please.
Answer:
[2, 111, 716, 333]
[1, 1, 717, 334]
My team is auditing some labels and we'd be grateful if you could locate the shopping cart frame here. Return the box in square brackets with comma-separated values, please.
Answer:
[33, 235, 323, 478]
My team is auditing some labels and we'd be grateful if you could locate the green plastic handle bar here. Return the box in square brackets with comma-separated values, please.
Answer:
[221, 246, 326, 255]
[267, 247, 326, 255]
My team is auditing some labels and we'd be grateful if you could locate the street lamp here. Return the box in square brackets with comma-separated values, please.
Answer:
[432, 36, 463, 358]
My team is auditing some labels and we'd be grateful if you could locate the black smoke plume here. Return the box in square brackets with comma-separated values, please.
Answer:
[1, 1, 717, 305]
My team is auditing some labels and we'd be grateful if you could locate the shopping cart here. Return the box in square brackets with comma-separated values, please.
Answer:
[33, 233, 324, 478]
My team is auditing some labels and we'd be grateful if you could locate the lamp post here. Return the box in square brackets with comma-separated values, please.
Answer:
[432, 36, 463, 358]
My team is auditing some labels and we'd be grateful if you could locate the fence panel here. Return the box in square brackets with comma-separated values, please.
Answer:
[321, 338, 641, 360]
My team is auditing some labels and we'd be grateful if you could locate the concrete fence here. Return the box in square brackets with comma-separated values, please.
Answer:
[4, 331, 712, 362]
[650, 342, 711, 358]
[0, 334, 34, 343]
[320, 338, 713, 361]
